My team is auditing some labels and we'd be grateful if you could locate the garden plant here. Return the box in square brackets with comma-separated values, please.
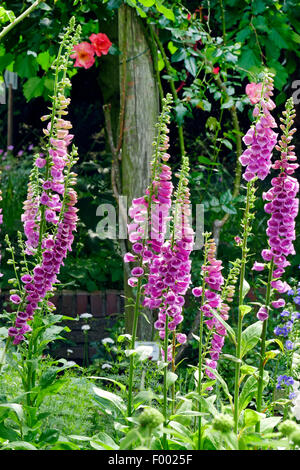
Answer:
[0, 0, 299, 454]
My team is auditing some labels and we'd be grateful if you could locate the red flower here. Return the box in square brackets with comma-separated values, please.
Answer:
[212, 66, 220, 75]
[70, 42, 95, 69]
[89, 33, 112, 57]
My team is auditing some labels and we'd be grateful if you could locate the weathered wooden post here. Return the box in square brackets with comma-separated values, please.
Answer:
[118, 4, 159, 339]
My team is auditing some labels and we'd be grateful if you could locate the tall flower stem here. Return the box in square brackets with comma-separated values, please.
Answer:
[197, 233, 210, 450]
[171, 332, 176, 415]
[162, 314, 170, 448]
[127, 277, 142, 417]
[255, 259, 274, 431]
[233, 180, 255, 433]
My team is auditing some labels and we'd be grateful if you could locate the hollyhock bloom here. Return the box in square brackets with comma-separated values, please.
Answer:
[89, 33, 112, 56]
[239, 73, 277, 182]
[70, 42, 95, 69]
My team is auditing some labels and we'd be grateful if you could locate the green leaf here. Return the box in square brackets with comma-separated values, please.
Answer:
[52, 441, 81, 450]
[260, 416, 282, 434]
[266, 338, 284, 353]
[39, 367, 58, 389]
[0, 6, 16, 24]
[269, 28, 288, 49]
[138, 0, 155, 6]
[198, 156, 220, 166]
[166, 371, 178, 389]
[238, 48, 261, 70]
[240, 364, 257, 376]
[37, 51, 53, 71]
[184, 56, 197, 77]
[0, 403, 24, 423]
[242, 278, 250, 299]
[222, 354, 242, 364]
[241, 321, 263, 358]
[90, 432, 119, 450]
[3, 441, 37, 450]
[222, 204, 237, 214]
[205, 366, 233, 404]
[23, 77, 45, 101]
[175, 102, 187, 126]
[38, 429, 59, 444]
[119, 429, 140, 450]
[107, 0, 123, 9]
[93, 386, 126, 416]
[236, 27, 251, 42]
[239, 305, 252, 317]
[239, 371, 269, 413]
[136, 6, 147, 17]
[243, 409, 262, 429]
[221, 97, 234, 109]
[133, 390, 156, 407]
[171, 48, 187, 63]
[14, 54, 39, 79]
[88, 376, 126, 392]
[155, 1, 175, 21]
[0, 422, 20, 441]
[211, 309, 236, 345]
[0, 52, 14, 72]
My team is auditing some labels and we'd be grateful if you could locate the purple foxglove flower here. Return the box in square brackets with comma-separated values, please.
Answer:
[252, 262, 265, 271]
[131, 267, 144, 277]
[272, 299, 286, 309]
[10, 294, 21, 304]
[257, 306, 269, 321]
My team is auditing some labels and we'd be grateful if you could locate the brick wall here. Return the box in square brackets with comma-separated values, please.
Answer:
[1, 290, 124, 363]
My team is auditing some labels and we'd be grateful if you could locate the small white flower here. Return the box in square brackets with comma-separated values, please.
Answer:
[79, 313, 93, 319]
[81, 324, 91, 331]
[102, 337, 114, 345]
[101, 363, 113, 370]
[67, 349, 73, 354]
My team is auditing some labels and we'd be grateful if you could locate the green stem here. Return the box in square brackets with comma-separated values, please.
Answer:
[197, 235, 209, 450]
[0, 0, 42, 41]
[233, 181, 253, 433]
[162, 314, 169, 449]
[127, 276, 142, 417]
[255, 258, 274, 431]
[171, 332, 176, 415]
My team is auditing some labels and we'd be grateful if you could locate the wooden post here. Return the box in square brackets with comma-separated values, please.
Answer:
[118, 5, 159, 340]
